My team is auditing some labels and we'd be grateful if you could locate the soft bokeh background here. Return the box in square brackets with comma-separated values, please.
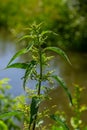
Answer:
[0, 0, 87, 51]
[0, 0, 87, 129]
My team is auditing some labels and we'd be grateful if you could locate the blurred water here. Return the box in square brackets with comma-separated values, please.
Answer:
[0, 31, 25, 96]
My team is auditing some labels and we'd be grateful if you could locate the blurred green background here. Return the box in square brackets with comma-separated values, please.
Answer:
[0, 0, 87, 51]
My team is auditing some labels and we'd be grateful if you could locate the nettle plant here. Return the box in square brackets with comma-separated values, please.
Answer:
[6, 23, 72, 130]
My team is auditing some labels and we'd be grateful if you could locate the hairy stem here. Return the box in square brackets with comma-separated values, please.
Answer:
[38, 45, 42, 95]
[32, 34, 42, 130]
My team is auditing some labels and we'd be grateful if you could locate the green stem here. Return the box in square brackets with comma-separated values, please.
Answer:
[38, 45, 42, 95]
[32, 115, 38, 130]
[32, 34, 42, 130]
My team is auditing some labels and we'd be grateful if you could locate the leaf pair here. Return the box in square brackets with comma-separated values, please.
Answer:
[6, 43, 33, 68]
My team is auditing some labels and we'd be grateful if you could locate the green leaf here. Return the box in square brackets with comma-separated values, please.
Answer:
[52, 75, 73, 105]
[0, 120, 8, 130]
[41, 31, 52, 36]
[23, 60, 37, 89]
[0, 111, 23, 119]
[41, 30, 58, 37]
[29, 96, 40, 129]
[18, 35, 36, 42]
[50, 114, 69, 130]
[6, 63, 29, 69]
[7, 48, 27, 66]
[43, 47, 71, 65]
[7, 44, 33, 66]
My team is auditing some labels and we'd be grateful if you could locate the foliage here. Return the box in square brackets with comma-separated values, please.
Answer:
[50, 84, 87, 130]
[0, 0, 87, 51]
[0, 78, 23, 130]
[70, 84, 87, 129]
[1, 78, 87, 129]
[50, 114, 69, 130]
[6, 23, 72, 129]
[51, 125, 64, 130]
[0, 120, 8, 130]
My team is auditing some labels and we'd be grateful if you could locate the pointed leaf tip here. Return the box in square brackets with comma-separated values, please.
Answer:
[6, 63, 29, 69]
[7, 43, 33, 67]
[43, 47, 71, 65]
[52, 75, 73, 105]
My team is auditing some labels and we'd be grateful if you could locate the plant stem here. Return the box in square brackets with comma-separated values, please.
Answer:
[32, 35, 42, 130]
[38, 45, 42, 95]
[32, 115, 37, 130]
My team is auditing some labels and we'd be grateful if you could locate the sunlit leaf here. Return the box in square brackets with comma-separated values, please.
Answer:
[43, 47, 71, 65]
[80, 105, 87, 112]
[52, 75, 73, 105]
[0, 120, 8, 130]
[50, 114, 69, 130]
[6, 63, 29, 69]
[70, 117, 82, 128]
[0, 78, 10, 85]
[41, 31, 51, 36]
